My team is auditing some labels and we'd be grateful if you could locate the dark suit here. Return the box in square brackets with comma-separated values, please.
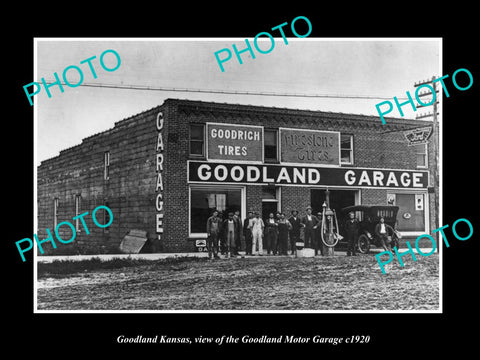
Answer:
[344, 218, 359, 255]
[233, 215, 242, 254]
[288, 216, 302, 254]
[301, 214, 320, 249]
[243, 218, 253, 255]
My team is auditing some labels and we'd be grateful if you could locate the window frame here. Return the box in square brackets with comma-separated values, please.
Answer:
[104, 151, 110, 180]
[189, 123, 206, 158]
[340, 134, 354, 165]
[188, 184, 246, 238]
[415, 143, 428, 169]
[263, 128, 279, 163]
[386, 191, 429, 236]
[53, 197, 59, 229]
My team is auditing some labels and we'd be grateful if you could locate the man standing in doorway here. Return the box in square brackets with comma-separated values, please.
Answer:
[301, 206, 320, 249]
[288, 210, 301, 255]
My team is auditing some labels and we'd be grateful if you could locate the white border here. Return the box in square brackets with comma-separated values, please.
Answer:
[33, 37, 442, 314]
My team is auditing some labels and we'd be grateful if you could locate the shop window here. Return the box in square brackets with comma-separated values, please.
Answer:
[341, 134, 353, 164]
[387, 193, 426, 232]
[189, 123, 205, 157]
[74, 194, 82, 232]
[264, 129, 278, 162]
[415, 143, 428, 168]
[104, 151, 110, 180]
[190, 186, 242, 235]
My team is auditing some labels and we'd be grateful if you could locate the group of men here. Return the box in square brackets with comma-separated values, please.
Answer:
[205, 206, 366, 259]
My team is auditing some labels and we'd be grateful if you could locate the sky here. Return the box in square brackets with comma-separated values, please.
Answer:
[35, 38, 440, 165]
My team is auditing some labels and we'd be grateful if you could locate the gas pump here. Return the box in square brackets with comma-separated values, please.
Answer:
[320, 190, 340, 256]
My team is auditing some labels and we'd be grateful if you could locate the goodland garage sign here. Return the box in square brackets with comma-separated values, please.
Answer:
[188, 161, 429, 189]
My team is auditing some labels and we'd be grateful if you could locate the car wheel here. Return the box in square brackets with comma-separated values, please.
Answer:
[357, 234, 370, 254]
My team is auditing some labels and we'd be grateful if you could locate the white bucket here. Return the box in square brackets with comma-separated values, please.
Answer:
[297, 247, 315, 258]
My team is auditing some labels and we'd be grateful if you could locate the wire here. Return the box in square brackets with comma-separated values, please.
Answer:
[39, 80, 409, 100]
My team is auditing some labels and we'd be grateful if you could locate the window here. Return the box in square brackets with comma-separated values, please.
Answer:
[341, 134, 353, 164]
[104, 151, 110, 180]
[264, 129, 278, 162]
[415, 143, 428, 168]
[75, 194, 82, 231]
[261, 186, 280, 220]
[53, 198, 59, 229]
[387, 193, 426, 233]
[190, 186, 242, 235]
[189, 124, 205, 157]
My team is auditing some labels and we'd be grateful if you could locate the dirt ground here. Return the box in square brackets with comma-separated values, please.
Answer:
[37, 253, 439, 311]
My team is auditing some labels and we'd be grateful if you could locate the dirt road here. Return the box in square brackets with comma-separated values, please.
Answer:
[37, 254, 439, 311]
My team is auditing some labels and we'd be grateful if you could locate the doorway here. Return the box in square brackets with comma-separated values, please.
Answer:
[261, 186, 280, 221]
[262, 202, 279, 222]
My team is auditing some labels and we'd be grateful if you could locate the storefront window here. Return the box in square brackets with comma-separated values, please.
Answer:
[341, 134, 353, 164]
[189, 124, 205, 157]
[190, 186, 242, 234]
[415, 143, 428, 168]
[264, 129, 278, 162]
[388, 193, 426, 232]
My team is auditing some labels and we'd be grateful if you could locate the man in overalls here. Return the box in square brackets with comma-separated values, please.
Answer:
[206, 210, 221, 259]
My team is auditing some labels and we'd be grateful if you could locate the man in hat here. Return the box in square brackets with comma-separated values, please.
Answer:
[344, 211, 359, 256]
[301, 206, 320, 249]
[243, 211, 254, 255]
[288, 210, 301, 255]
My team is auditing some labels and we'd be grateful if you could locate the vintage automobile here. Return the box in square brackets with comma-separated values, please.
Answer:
[336, 205, 401, 254]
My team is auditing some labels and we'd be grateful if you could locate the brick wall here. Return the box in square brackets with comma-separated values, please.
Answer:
[37, 98, 438, 255]
[37, 106, 162, 255]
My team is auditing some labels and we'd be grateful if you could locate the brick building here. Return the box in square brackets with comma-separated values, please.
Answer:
[37, 98, 438, 255]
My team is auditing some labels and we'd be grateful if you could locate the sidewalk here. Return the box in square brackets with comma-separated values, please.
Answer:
[36, 248, 437, 263]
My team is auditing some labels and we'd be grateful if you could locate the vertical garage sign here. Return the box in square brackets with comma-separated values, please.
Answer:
[156, 112, 164, 239]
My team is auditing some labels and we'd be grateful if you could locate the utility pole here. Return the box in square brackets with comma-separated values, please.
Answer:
[413, 76, 440, 251]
